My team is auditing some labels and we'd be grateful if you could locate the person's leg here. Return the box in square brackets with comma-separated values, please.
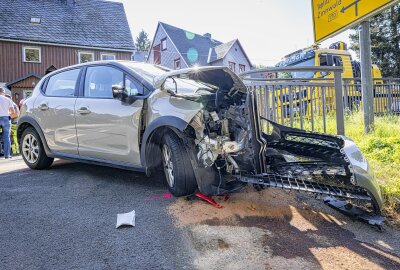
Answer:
[1, 117, 11, 158]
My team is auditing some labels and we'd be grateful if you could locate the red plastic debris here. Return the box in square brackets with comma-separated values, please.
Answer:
[194, 193, 223, 208]
[144, 192, 173, 201]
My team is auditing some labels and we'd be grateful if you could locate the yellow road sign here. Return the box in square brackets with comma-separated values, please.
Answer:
[312, 0, 400, 43]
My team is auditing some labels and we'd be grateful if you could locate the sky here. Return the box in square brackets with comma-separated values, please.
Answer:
[115, 0, 355, 66]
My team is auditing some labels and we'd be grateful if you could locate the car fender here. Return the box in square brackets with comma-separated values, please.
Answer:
[140, 116, 190, 169]
[17, 116, 53, 157]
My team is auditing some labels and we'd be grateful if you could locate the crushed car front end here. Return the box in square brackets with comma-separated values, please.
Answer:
[151, 66, 384, 223]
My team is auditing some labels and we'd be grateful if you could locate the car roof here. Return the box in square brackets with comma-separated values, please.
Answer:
[42, 61, 164, 91]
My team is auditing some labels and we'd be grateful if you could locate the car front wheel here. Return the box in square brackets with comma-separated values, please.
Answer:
[21, 127, 54, 170]
[161, 132, 197, 197]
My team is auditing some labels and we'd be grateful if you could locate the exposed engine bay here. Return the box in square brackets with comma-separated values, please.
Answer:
[159, 67, 384, 227]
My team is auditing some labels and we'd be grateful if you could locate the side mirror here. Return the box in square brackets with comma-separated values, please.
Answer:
[112, 85, 128, 101]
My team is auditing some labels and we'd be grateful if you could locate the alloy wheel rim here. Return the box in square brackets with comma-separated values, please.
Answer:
[22, 134, 39, 164]
[162, 144, 174, 187]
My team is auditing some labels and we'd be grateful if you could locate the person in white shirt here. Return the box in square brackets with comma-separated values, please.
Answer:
[0, 87, 16, 158]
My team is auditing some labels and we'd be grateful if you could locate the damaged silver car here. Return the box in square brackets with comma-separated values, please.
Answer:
[17, 61, 384, 225]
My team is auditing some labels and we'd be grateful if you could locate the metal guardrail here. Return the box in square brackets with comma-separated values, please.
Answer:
[343, 78, 400, 114]
[240, 66, 346, 135]
[240, 67, 400, 136]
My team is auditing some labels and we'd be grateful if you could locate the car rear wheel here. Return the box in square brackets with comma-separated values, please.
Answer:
[21, 127, 54, 170]
[161, 132, 197, 197]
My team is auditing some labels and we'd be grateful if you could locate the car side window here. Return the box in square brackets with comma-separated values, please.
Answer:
[45, 69, 80, 97]
[84, 66, 123, 98]
[125, 76, 148, 96]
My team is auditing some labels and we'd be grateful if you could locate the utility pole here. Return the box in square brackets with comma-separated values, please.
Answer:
[359, 20, 374, 133]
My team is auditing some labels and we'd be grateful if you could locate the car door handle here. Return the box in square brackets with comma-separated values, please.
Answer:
[39, 103, 49, 111]
[77, 107, 91, 115]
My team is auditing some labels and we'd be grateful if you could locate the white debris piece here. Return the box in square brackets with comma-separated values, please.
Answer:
[116, 210, 135, 228]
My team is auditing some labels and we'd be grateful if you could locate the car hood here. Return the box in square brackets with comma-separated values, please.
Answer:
[153, 66, 248, 94]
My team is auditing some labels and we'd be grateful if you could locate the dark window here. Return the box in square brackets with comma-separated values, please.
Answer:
[84, 66, 123, 98]
[45, 68, 80, 97]
[153, 44, 161, 64]
[161, 38, 167, 51]
[79, 52, 94, 63]
[125, 76, 148, 96]
[319, 54, 343, 67]
[319, 54, 328, 66]
[333, 56, 343, 66]
[174, 58, 181, 70]
[23, 47, 41, 63]
[239, 64, 246, 73]
[101, 53, 116, 61]
[228, 62, 236, 72]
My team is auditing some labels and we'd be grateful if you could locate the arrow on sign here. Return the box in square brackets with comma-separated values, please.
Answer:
[341, 0, 362, 16]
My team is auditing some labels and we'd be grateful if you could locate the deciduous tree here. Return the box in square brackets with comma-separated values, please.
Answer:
[349, 4, 400, 77]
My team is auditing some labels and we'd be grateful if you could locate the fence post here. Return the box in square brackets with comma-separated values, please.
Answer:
[334, 70, 345, 136]
[388, 78, 393, 114]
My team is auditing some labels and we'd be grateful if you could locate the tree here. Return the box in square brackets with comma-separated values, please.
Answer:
[135, 30, 151, 52]
[349, 4, 400, 77]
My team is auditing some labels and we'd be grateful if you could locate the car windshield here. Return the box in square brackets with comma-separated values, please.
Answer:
[124, 62, 169, 83]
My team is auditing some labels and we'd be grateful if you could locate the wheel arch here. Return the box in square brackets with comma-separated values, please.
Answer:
[17, 116, 53, 157]
[140, 116, 195, 175]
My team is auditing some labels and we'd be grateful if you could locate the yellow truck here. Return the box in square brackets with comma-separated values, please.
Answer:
[273, 42, 387, 119]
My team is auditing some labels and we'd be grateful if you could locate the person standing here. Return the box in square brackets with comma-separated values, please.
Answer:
[0, 87, 16, 159]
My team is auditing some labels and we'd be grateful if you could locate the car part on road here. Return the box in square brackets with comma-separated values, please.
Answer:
[191, 193, 223, 208]
[20, 127, 53, 170]
[324, 197, 385, 230]
[116, 210, 136, 228]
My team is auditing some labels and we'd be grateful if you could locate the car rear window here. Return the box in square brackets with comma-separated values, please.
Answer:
[45, 69, 80, 97]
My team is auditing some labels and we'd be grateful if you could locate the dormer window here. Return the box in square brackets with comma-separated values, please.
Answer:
[30, 17, 41, 24]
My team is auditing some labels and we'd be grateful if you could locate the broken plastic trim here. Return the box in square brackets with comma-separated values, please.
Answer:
[324, 197, 385, 229]
[236, 173, 371, 200]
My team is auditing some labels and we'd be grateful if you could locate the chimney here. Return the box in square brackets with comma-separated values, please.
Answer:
[203, 33, 211, 39]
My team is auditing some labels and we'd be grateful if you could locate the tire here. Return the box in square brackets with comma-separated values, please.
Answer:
[20, 127, 54, 170]
[161, 132, 197, 197]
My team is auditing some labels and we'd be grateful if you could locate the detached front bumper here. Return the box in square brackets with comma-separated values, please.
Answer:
[246, 114, 384, 215]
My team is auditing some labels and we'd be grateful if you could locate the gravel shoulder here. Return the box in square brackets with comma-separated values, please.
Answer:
[169, 188, 400, 270]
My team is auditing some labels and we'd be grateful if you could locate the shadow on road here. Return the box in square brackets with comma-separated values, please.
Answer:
[169, 189, 400, 269]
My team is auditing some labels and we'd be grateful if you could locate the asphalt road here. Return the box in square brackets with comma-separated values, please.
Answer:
[0, 157, 194, 269]
[1, 157, 400, 270]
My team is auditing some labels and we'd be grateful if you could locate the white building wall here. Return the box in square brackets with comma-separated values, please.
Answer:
[222, 42, 251, 73]
[148, 24, 188, 69]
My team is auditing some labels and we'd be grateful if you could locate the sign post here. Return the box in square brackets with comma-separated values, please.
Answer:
[359, 20, 374, 133]
[312, 0, 399, 43]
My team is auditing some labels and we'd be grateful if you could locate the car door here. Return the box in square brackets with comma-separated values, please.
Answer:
[34, 68, 81, 155]
[75, 65, 146, 165]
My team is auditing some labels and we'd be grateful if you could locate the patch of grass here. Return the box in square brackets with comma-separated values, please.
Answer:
[344, 112, 400, 215]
